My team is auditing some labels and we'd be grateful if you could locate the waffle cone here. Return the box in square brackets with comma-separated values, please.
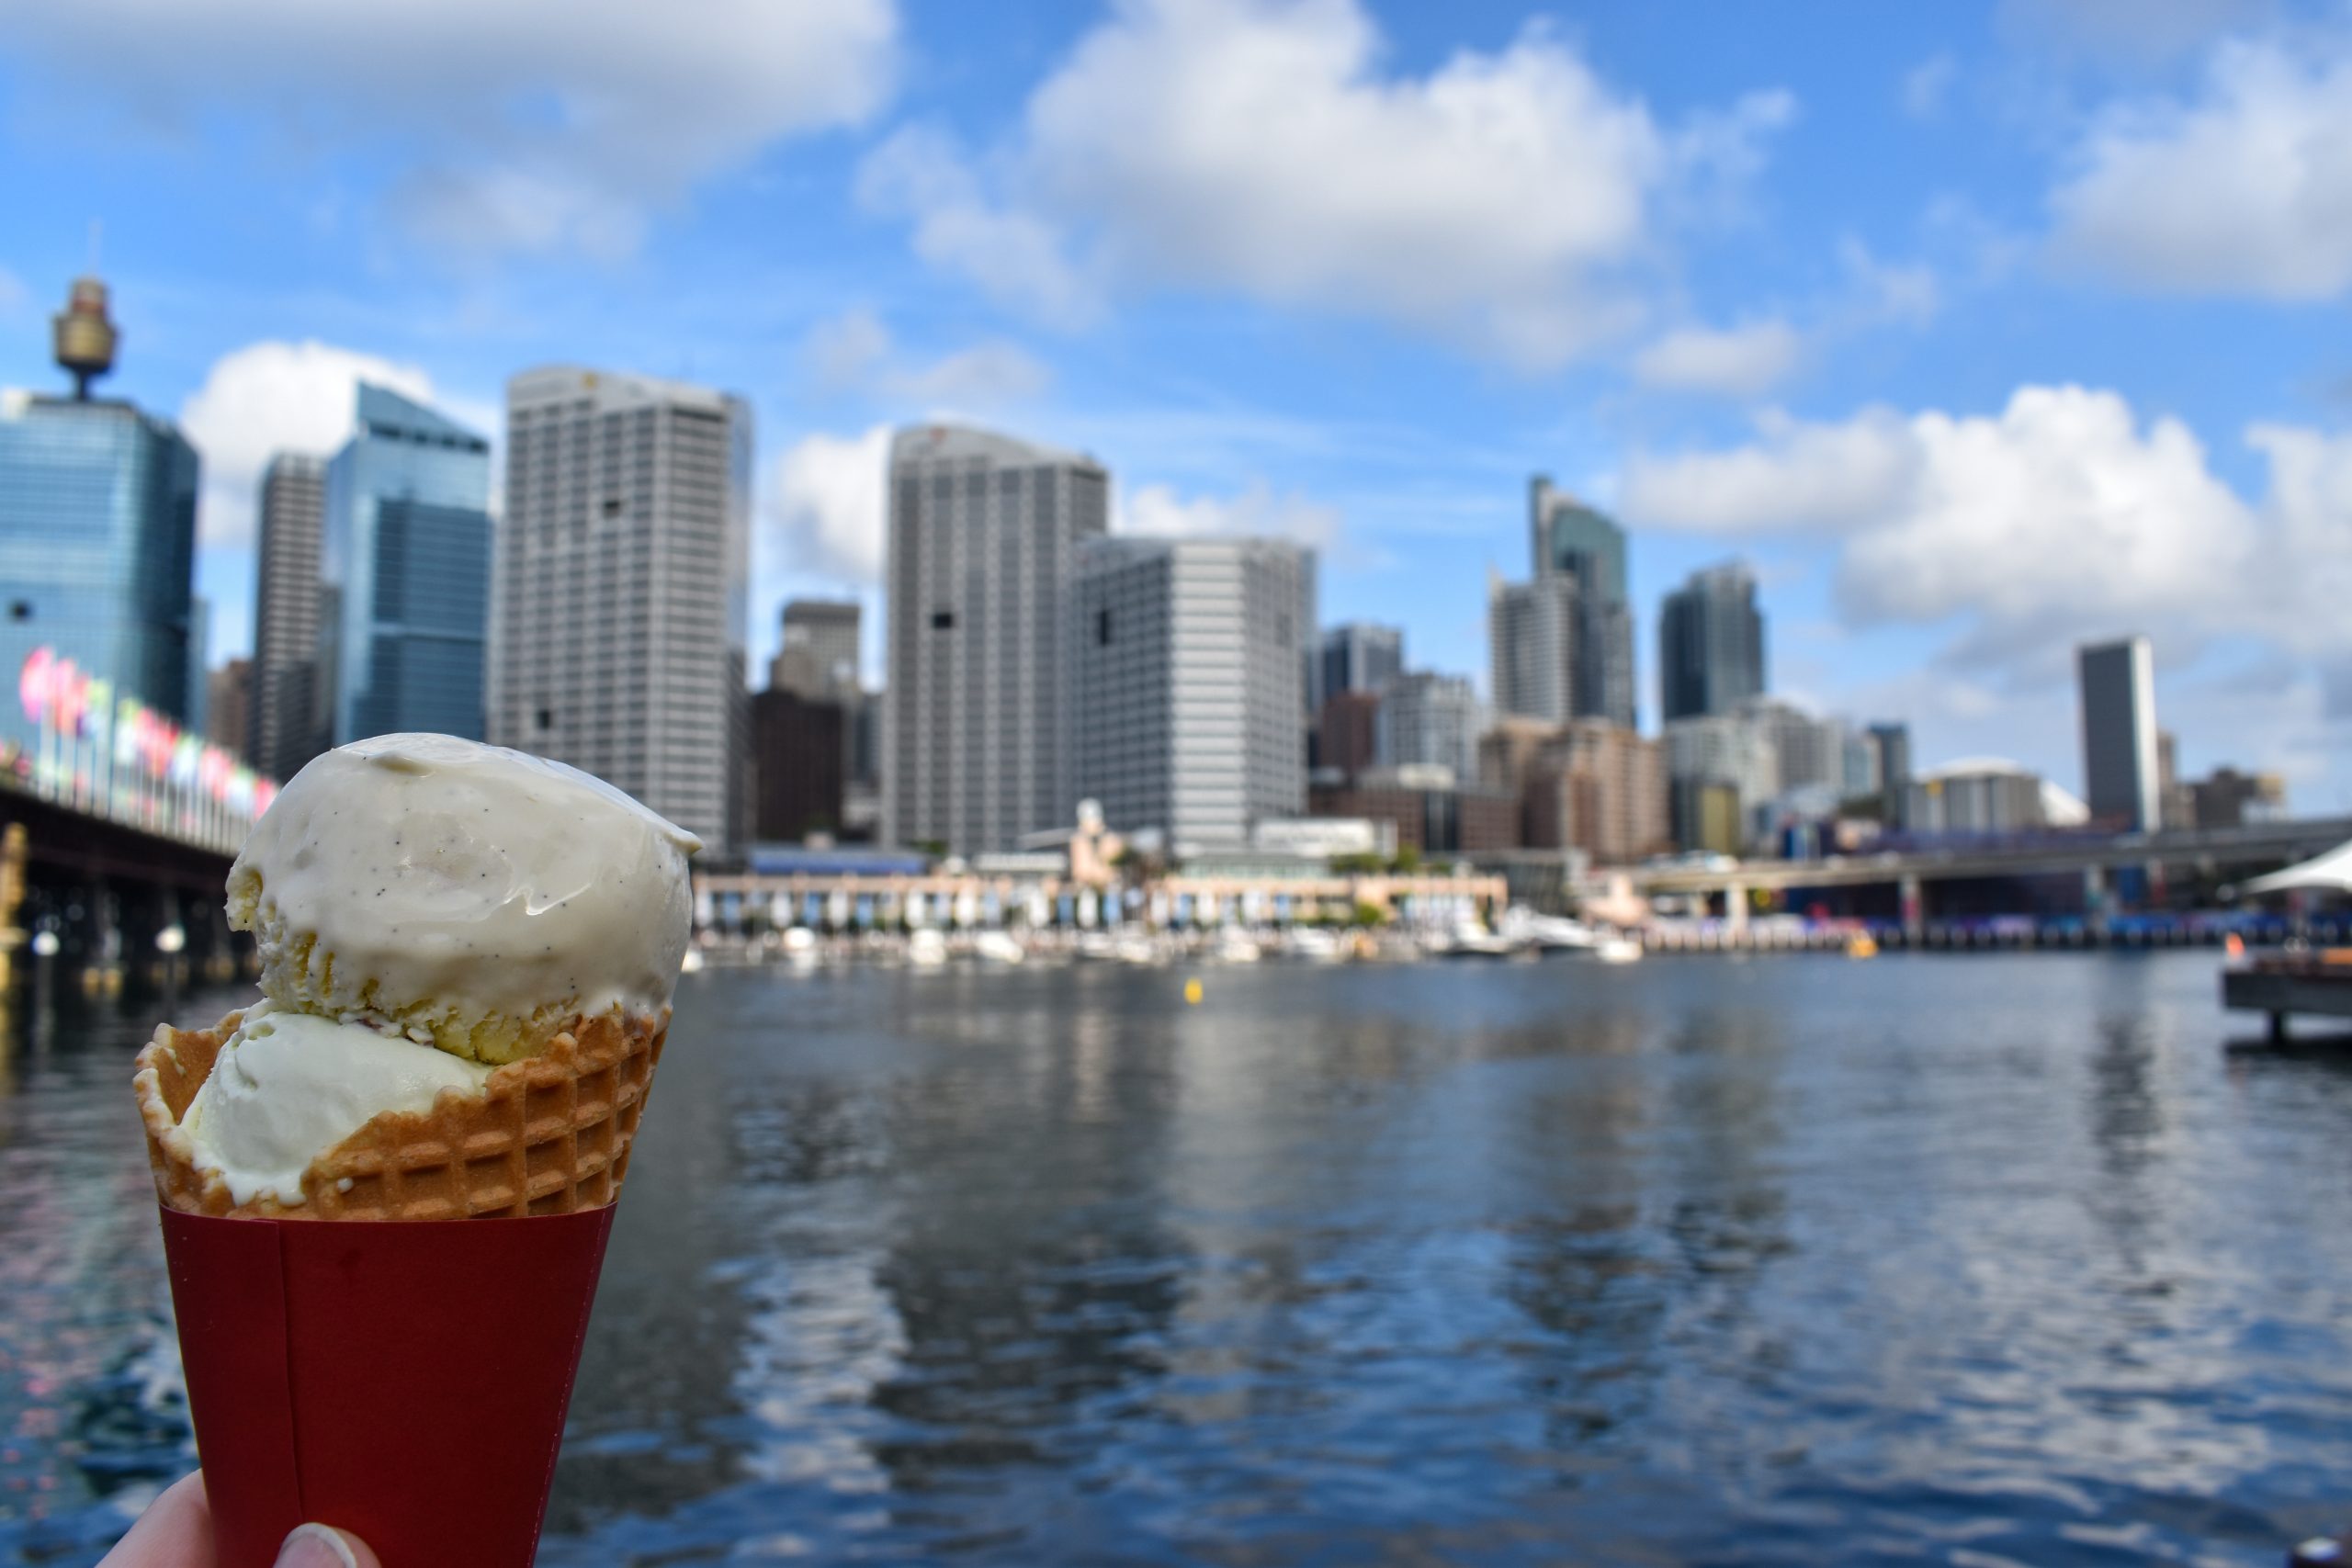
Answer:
[133, 1010, 666, 1221]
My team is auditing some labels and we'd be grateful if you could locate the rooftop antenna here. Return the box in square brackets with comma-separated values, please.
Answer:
[53, 222, 119, 401]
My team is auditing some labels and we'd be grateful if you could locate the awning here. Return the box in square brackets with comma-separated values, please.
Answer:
[2241, 839, 2352, 896]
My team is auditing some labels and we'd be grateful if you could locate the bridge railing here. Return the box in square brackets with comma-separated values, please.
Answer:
[9, 646, 276, 856]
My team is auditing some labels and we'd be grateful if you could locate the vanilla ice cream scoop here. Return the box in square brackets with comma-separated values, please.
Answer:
[228, 733, 701, 1064]
[181, 1009, 494, 1205]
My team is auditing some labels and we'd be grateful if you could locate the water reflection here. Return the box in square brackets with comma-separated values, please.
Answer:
[17, 958, 2352, 1564]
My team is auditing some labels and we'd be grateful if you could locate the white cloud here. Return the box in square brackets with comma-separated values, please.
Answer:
[0, 267, 26, 319]
[12, 0, 897, 259]
[1998, 0, 2276, 65]
[178, 340, 436, 548]
[765, 425, 891, 588]
[1902, 53, 1958, 120]
[1619, 386, 2352, 687]
[2049, 32, 2352, 299]
[1632, 320, 1802, 399]
[859, 0, 1793, 366]
[1837, 237, 1940, 325]
[1119, 481, 1341, 552]
[801, 310, 1053, 409]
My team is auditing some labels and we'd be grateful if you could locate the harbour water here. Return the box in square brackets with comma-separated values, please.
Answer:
[6, 953, 2352, 1564]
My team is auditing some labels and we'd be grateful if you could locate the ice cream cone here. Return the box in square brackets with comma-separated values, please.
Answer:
[134, 1009, 665, 1220]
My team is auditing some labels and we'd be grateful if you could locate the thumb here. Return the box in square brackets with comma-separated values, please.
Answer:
[273, 1525, 380, 1568]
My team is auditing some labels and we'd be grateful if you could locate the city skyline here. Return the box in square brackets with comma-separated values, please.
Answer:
[0, 1, 2346, 804]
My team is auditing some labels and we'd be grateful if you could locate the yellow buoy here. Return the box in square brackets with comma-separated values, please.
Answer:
[1183, 977, 1204, 1005]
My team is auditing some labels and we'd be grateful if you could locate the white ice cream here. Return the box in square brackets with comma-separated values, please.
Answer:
[181, 1009, 493, 1205]
[226, 732, 702, 1064]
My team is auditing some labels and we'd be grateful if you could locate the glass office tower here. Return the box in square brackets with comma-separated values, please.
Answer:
[322, 384, 492, 743]
[0, 389, 199, 727]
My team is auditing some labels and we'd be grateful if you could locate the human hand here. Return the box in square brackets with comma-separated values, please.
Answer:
[97, 1472, 380, 1568]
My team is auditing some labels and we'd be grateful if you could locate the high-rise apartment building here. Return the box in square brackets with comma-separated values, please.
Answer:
[1743, 696, 1845, 795]
[1528, 476, 1635, 728]
[1375, 671, 1485, 783]
[1072, 536, 1312, 848]
[1664, 710, 1777, 851]
[250, 452, 327, 778]
[0, 276, 198, 727]
[1488, 573, 1580, 724]
[750, 687, 844, 843]
[2077, 636, 2159, 832]
[322, 384, 492, 746]
[886, 424, 1109, 853]
[1659, 562, 1766, 722]
[1311, 621, 1403, 712]
[493, 367, 751, 852]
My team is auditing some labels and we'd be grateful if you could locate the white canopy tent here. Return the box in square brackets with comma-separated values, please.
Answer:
[2241, 839, 2352, 896]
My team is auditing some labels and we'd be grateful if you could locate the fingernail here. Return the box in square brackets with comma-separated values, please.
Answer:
[277, 1523, 359, 1568]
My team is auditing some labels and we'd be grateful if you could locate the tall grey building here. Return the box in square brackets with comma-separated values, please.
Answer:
[1742, 696, 1845, 795]
[886, 423, 1109, 853]
[1376, 671, 1485, 783]
[1869, 720, 1912, 827]
[771, 599, 861, 698]
[2077, 636, 2159, 831]
[1488, 572, 1579, 724]
[1312, 621, 1402, 712]
[1659, 561, 1766, 721]
[492, 366, 751, 852]
[249, 453, 326, 779]
[1073, 536, 1312, 848]
[322, 384, 492, 746]
[1529, 476, 1635, 728]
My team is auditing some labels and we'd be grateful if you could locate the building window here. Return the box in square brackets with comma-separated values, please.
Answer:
[931, 610, 956, 630]
[536, 707, 554, 731]
[1096, 609, 1112, 646]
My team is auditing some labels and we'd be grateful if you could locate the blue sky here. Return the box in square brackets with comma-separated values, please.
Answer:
[1, 0, 2346, 804]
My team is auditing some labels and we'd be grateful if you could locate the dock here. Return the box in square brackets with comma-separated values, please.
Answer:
[2223, 953, 2352, 1039]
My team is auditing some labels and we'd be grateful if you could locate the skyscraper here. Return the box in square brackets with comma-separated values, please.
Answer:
[886, 423, 1109, 853]
[1376, 671, 1485, 783]
[0, 275, 198, 726]
[322, 384, 492, 747]
[250, 452, 327, 779]
[2078, 636, 2160, 831]
[1072, 536, 1312, 849]
[1868, 720, 1911, 827]
[771, 599, 861, 698]
[1659, 562, 1766, 722]
[1312, 621, 1403, 712]
[1488, 572, 1579, 724]
[493, 366, 752, 852]
[1529, 476, 1635, 728]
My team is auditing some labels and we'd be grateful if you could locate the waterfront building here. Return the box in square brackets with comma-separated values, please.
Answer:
[1071, 535, 1313, 851]
[1251, 816, 1396, 860]
[1842, 728, 1880, 800]
[322, 383, 492, 746]
[1905, 758, 2080, 835]
[1743, 696, 1846, 795]
[750, 687, 844, 843]
[2189, 765, 2288, 829]
[1521, 719, 1668, 865]
[2077, 636, 2160, 832]
[205, 659, 252, 755]
[1309, 769, 1519, 856]
[1659, 561, 1766, 722]
[2155, 729, 2195, 830]
[1476, 715, 1559, 798]
[1487, 573, 1580, 725]
[0, 275, 198, 726]
[1376, 671, 1485, 783]
[493, 366, 751, 852]
[250, 453, 327, 777]
[1528, 476, 1635, 728]
[1665, 709, 1776, 851]
[887, 423, 1110, 854]
[1312, 621, 1403, 712]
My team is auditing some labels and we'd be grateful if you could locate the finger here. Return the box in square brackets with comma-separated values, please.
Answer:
[96, 1471, 216, 1568]
[275, 1523, 382, 1568]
